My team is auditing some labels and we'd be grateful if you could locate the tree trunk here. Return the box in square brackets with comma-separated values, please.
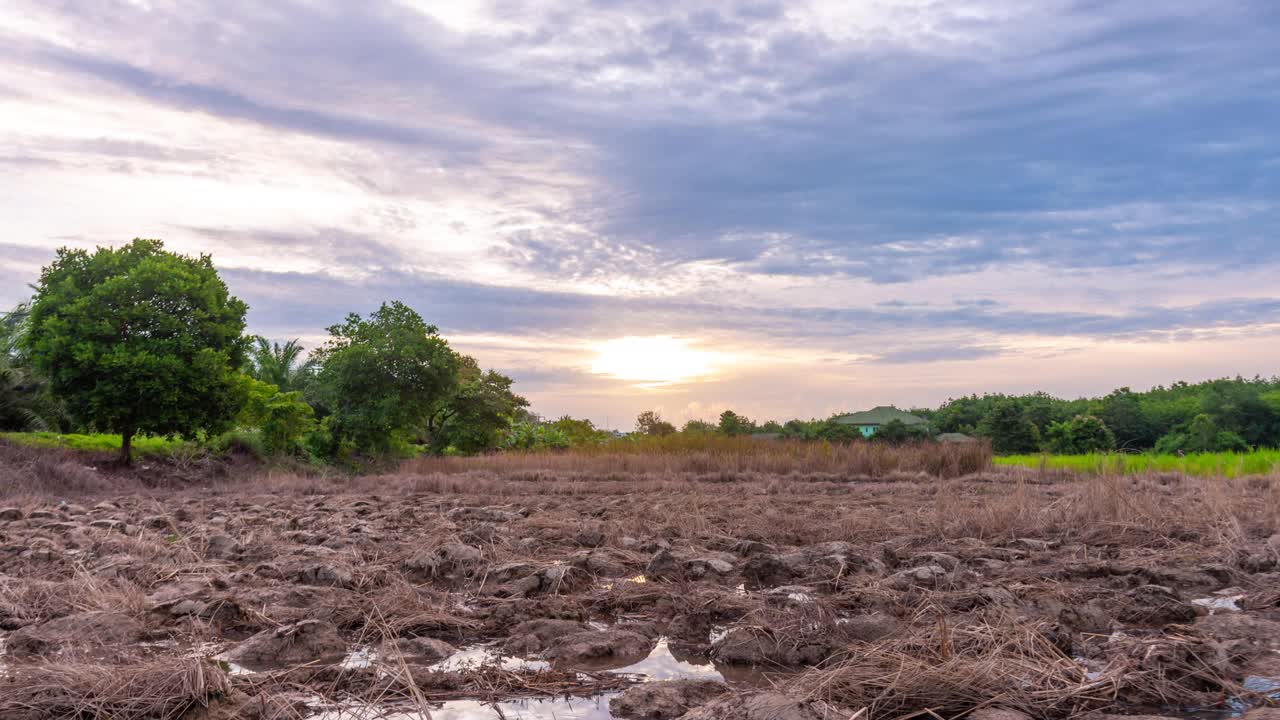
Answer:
[120, 429, 134, 465]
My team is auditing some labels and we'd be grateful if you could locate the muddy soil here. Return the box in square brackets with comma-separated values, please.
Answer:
[1, 469, 1278, 719]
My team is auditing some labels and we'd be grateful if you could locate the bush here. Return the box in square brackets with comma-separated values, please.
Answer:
[872, 419, 931, 445]
[235, 376, 316, 456]
[501, 421, 570, 450]
[210, 428, 266, 459]
[1044, 415, 1115, 454]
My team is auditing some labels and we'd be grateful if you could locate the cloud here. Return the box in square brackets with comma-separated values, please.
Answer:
[2, 0, 1279, 422]
[872, 345, 1005, 364]
[212, 264, 1280, 348]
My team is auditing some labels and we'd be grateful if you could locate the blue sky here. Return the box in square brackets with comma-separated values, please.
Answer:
[2, 1, 1278, 428]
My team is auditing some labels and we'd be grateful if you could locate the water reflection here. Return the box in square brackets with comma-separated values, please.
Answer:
[433, 695, 616, 720]
[311, 696, 615, 720]
[578, 637, 781, 687]
[429, 644, 550, 673]
[305, 636, 785, 719]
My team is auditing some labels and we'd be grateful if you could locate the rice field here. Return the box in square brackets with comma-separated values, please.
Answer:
[994, 448, 1280, 477]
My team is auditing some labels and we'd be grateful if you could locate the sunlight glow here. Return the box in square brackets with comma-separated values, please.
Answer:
[589, 336, 725, 385]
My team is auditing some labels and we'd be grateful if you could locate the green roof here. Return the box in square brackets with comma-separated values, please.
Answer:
[833, 406, 929, 427]
[937, 432, 976, 443]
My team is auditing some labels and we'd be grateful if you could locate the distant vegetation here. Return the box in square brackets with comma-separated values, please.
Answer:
[995, 449, 1280, 478]
[4, 238, 1280, 466]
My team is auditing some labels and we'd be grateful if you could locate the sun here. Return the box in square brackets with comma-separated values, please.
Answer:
[589, 336, 725, 385]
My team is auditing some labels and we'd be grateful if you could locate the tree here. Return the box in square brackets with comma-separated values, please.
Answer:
[718, 410, 755, 436]
[978, 399, 1041, 454]
[429, 355, 528, 454]
[1096, 388, 1157, 450]
[1187, 413, 1219, 452]
[635, 410, 676, 436]
[682, 418, 717, 434]
[312, 301, 460, 455]
[246, 337, 317, 393]
[873, 418, 929, 444]
[0, 301, 68, 432]
[550, 415, 610, 446]
[24, 239, 248, 463]
[0, 365, 48, 432]
[1044, 415, 1116, 454]
[759, 420, 784, 434]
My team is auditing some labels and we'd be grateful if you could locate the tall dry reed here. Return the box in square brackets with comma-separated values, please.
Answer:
[406, 437, 991, 479]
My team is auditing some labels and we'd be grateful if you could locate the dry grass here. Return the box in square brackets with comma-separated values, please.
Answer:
[789, 610, 1240, 720]
[406, 437, 992, 479]
[0, 659, 231, 720]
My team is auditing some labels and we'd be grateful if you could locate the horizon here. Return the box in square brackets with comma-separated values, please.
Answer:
[3, 2, 1278, 429]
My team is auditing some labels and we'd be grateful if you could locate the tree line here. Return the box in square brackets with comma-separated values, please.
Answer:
[916, 383, 1280, 454]
[0, 239, 526, 463]
[5, 240, 1280, 462]
[606, 379, 1280, 455]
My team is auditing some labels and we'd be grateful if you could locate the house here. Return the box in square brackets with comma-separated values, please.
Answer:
[833, 406, 930, 438]
[937, 432, 976, 443]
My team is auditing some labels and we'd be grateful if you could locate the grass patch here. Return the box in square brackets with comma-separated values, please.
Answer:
[994, 449, 1280, 477]
[0, 432, 189, 457]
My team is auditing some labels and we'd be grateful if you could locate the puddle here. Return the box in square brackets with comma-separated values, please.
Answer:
[342, 646, 377, 670]
[1242, 675, 1280, 699]
[432, 695, 615, 720]
[309, 695, 616, 719]
[306, 638, 782, 719]
[1192, 596, 1243, 614]
[606, 639, 724, 682]
[598, 575, 648, 591]
[579, 636, 782, 688]
[213, 656, 256, 675]
[429, 644, 550, 673]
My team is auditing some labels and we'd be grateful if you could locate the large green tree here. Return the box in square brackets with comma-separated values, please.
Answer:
[312, 301, 460, 455]
[24, 239, 248, 462]
[428, 355, 528, 453]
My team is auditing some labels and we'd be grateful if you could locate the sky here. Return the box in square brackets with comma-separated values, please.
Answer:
[2, 1, 1278, 429]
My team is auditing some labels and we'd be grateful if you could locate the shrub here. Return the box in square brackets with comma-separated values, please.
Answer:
[235, 376, 316, 456]
[1044, 415, 1116, 454]
[501, 421, 570, 450]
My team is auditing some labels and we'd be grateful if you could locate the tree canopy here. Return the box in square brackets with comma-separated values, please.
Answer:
[23, 239, 248, 462]
[311, 301, 461, 455]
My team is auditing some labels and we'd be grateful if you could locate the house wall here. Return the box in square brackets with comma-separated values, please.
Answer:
[858, 425, 877, 437]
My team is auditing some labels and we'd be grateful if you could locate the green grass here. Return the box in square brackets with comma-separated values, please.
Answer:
[994, 449, 1280, 477]
[0, 431, 190, 457]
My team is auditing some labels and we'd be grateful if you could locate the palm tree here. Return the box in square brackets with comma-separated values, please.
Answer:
[1, 301, 30, 359]
[0, 365, 50, 431]
[246, 337, 318, 392]
[0, 302, 52, 431]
